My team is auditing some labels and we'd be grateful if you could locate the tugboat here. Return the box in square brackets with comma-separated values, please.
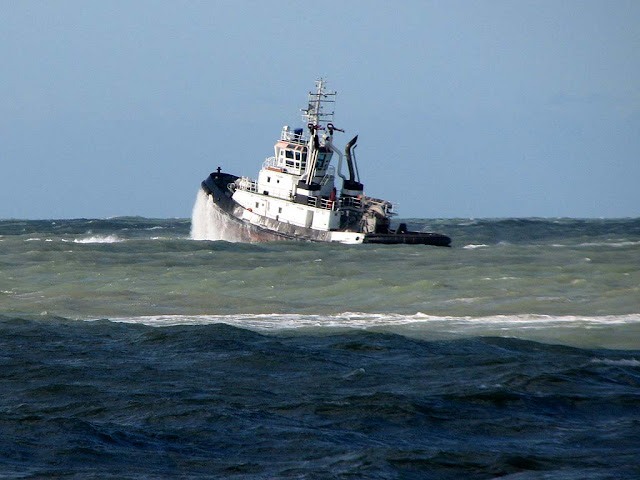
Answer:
[198, 80, 451, 246]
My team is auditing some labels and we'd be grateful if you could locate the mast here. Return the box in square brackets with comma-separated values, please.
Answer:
[301, 78, 336, 129]
[301, 79, 336, 184]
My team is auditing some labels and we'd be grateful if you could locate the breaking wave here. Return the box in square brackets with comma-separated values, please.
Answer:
[73, 235, 123, 244]
[103, 312, 640, 350]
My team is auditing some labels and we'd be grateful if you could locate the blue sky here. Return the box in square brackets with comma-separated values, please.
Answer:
[1, 1, 638, 219]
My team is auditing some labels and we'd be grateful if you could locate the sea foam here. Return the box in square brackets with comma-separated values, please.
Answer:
[73, 235, 122, 244]
[102, 313, 640, 350]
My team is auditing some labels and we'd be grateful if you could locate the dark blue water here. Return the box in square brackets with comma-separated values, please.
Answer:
[2, 316, 639, 479]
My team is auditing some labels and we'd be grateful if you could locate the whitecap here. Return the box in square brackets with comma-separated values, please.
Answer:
[577, 240, 640, 248]
[463, 244, 489, 249]
[73, 235, 122, 244]
[99, 312, 640, 351]
[591, 358, 640, 367]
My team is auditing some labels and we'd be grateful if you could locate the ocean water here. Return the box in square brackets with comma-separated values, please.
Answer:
[1, 208, 639, 479]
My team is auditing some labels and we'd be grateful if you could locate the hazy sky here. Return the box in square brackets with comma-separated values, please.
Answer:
[2, 1, 638, 219]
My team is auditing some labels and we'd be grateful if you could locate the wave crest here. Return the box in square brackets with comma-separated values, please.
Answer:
[100, 313, 640, 350]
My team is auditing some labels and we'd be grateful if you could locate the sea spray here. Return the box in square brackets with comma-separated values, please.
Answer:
[190, 189, 254, 242]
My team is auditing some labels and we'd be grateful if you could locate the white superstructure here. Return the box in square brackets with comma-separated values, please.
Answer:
[198, 80, 451, 246]
[229, 80, 369, 242]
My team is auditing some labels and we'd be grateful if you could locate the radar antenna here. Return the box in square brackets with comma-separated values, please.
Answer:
[301, 78, 336, 128]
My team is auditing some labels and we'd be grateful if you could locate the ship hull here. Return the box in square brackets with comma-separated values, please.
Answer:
[200, 172, 451, 246]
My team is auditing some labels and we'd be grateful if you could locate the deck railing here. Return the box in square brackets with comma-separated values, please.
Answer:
[235, 177, 258, 193]
[262, 156, 278, 169]
[280, 127, 309, 144]
[339, 196, 363, 209]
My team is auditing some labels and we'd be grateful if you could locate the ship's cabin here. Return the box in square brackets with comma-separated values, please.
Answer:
[273, 142, 333, 177]
[275, 141, 307, 175]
